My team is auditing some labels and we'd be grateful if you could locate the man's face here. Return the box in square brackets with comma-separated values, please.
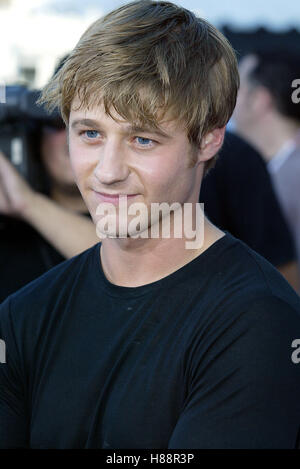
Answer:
[68, 98, 203, 238]
[233, 54, 259, 135]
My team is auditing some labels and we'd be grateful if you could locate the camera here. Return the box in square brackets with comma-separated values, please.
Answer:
[0, 85, 63, 229]
[0, 85, 62, 187]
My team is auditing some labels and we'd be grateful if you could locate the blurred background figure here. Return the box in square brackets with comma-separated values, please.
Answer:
[233, 51, 300, 276]
[0, 117, 99, 302]
[201, 131, 300, 292]
[39, 120, 87, 213]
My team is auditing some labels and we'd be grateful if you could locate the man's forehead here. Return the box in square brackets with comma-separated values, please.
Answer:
[69, 97, 183, 136]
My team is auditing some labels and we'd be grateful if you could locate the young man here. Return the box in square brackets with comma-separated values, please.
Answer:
[1, 0, 300, 449]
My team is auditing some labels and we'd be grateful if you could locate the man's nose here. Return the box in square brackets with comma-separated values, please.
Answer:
[93, 139, 130, 185]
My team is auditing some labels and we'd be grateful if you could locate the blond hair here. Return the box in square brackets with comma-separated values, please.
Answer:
[39, 0, 239, 170]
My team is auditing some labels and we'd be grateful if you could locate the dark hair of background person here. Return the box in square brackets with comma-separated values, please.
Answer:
[32, 54, 70, 196]
[247, 50, 300, 123]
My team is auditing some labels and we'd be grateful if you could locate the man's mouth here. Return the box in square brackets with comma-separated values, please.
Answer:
[93, 191, 140, 204]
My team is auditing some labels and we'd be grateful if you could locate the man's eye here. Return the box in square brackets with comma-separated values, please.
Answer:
[82, 130, 100, 139]
[135, 137, 154, 146]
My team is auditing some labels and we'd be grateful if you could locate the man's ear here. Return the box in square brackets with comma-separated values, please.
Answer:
[197, 126, 226, 164]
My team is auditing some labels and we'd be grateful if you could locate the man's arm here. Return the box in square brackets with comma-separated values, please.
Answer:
[168, 296, 300, 449]
[0, 151, 99, 259]
[0, 298, 29, 448]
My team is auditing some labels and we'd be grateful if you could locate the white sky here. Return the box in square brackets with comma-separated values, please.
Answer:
[38, 0, 300, 29]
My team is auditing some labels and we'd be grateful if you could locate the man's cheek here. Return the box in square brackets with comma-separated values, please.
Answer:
[69, 156, 87, 181]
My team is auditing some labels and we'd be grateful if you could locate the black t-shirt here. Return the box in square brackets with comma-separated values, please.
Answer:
[1, 233, 300, 449]
[200, 132, 296, 267]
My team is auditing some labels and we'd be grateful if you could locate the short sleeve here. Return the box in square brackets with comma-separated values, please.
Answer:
[0, 297, 29, 448]
[168, 296, 300, 449]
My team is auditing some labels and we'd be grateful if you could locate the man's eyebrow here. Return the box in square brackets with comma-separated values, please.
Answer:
[70, 118, 172, 139]
[70, 118, 100, 129]
[129, 125, 172, 139]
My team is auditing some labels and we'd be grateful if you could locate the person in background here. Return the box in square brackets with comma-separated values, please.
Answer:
[0, 120, 98, 303]
[233, 51, 300, 281]
[0, 54, 99, 303]
[201, 131, 300, 293]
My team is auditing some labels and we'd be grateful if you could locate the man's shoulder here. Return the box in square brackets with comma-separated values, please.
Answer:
[186, 236, 300, 371]
[201, 233, 300, 314]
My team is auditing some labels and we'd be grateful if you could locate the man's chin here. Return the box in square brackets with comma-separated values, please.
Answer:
[93, 212, 151, 240]
[95, 220, 151, 241]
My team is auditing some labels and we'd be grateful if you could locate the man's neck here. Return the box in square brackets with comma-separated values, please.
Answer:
[99, 218, 225, 288]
